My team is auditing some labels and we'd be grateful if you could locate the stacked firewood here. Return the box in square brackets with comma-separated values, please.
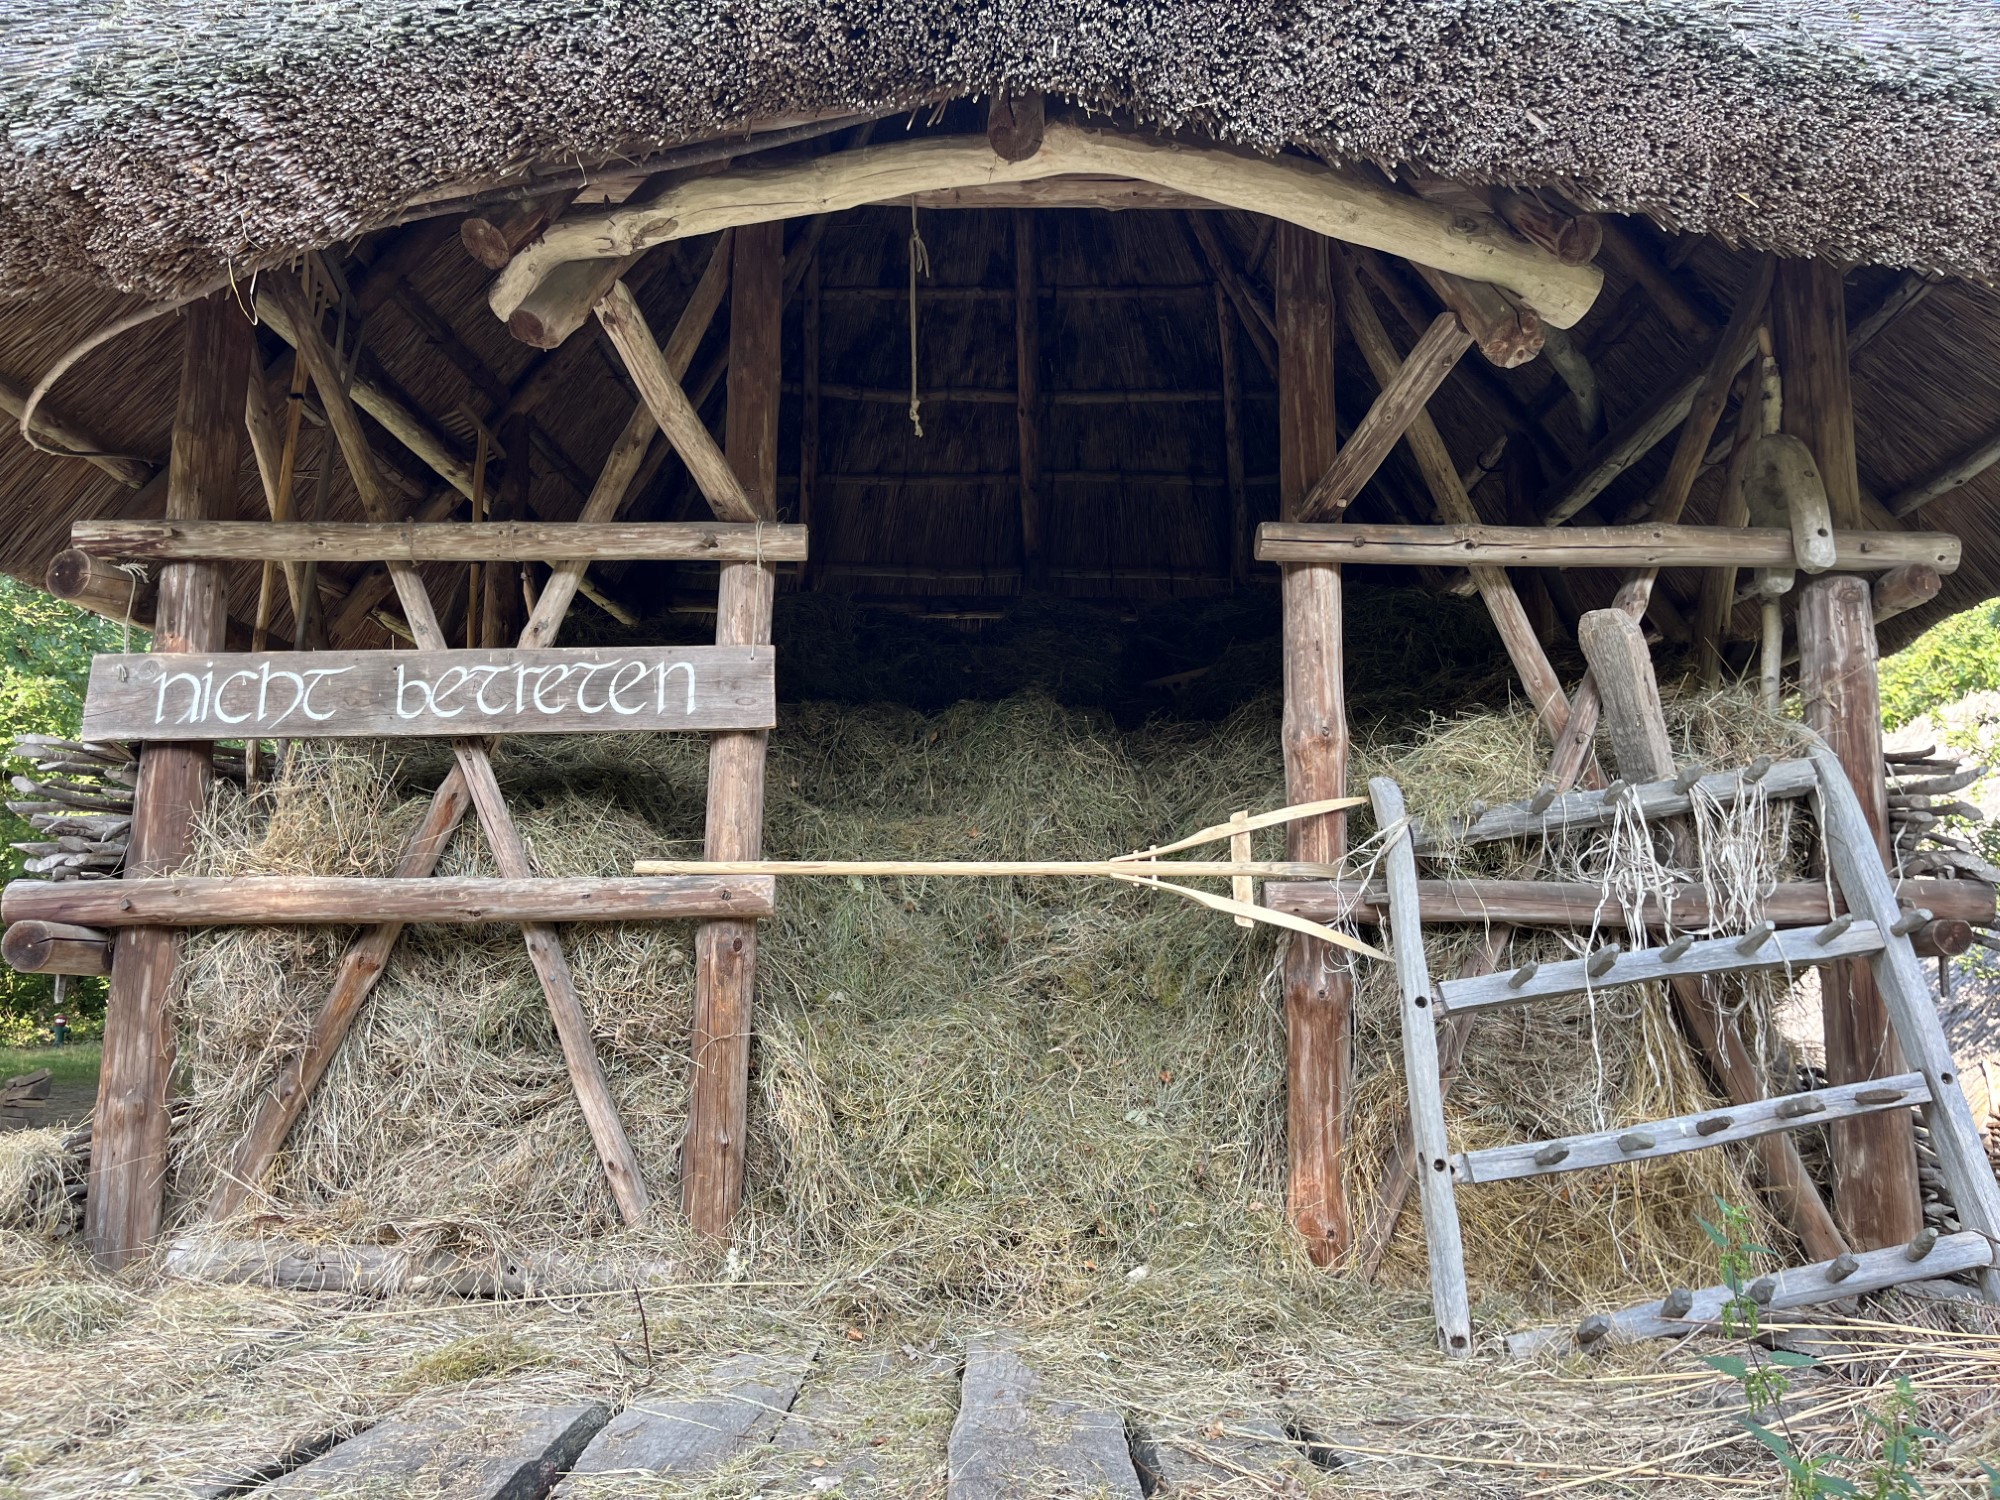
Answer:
[7, 737, 137, 879]
[6, 736, 246, 880]
[1886, 744, 1997, 887]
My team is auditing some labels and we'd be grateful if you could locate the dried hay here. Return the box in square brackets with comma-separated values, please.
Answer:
[5, 690, 1995, 1496]
[152, 691, 1804, 1317]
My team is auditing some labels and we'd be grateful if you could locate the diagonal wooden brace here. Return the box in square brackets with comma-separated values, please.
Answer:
[206, 246, 733, 1225]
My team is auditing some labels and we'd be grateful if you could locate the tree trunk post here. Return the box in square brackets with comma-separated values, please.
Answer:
[1775, 257, 1921, 1249]
[1275, 223, 1350, 1265]
[86, 295, 253, 1268]
[684, 221, 783, 1237]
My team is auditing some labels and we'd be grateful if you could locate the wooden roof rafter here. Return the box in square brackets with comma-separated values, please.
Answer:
[487, 121, 1604, 337]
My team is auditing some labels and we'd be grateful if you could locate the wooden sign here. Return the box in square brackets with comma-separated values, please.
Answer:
[81, 646, 774, 741]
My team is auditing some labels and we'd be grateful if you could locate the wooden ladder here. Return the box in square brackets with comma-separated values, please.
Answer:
[1369, 736, 2000, 1358]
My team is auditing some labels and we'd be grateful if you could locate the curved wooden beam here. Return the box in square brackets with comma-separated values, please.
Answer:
[490, 122, 1602, 329]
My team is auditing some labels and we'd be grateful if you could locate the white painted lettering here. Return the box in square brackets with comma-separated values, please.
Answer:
[607, 660, 648, 715]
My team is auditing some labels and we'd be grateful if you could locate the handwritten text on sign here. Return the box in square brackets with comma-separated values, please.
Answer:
[81, 647, 775, 740]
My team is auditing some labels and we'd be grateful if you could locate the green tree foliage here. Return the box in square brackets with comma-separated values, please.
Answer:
[1879, 598, 2000, 729]
[0, 576, 136, 1036]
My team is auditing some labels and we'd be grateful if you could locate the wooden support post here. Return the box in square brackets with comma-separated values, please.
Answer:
[800, 254, 821, 588]
[1275, 223, 1350, 1264]
[87, 295, 253, 1269]
[1577, 607, 1847, 1261]
[1214, 284, 1250, 588]
[1777, 257, 1922, 1250]
[685, 220, 783, 1239]
[1013, 209, 1046, 588]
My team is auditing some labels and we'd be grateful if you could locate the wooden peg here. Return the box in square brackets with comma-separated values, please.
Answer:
[1228, 810, 1254, 928]
[1585, 945, 1621, 978]
[1775, 1093, 1825, 1119]
[1672, 764, 1705, 794]
[1694, 1114, 1734, 1136]
[1735, 920, 1776, 955]
[1617, 1131, 1656, 1154]
[1744, 755, 1774, 783]
[1576, 1313, 1611, 1348]
[1825, 1252, 1860, 1283]
[1528, 785, 1557, 815]
[1660, 1287, 1695, 1318]
[1748, 1275, 1776, 1304]
[1603, 778, 1629, 803]
[1533, 1143, 1571, 1166]
[1890, 906, 1934, 937]
[1660, 933, 1695, 962]
[1854, 1085, 1908, 1107]
[1813, 914, 1855, 945]
[1905, 1227, 1938, 1262]
[1506, 961, 1540, 989]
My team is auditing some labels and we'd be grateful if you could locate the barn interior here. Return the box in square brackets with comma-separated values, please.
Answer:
[1, 83, 1999, 1498]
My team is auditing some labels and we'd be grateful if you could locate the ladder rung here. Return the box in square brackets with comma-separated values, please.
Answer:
[1415, 757, 1817, 854]
[1505, 1229, 1994, 1358]
[1454, 1071, 1929, 1185]
[1438, 920, 1885, 1015]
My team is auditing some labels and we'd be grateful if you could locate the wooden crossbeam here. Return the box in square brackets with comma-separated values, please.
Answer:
[1457, 1073, 1928, 1185]
[1505, 1231, 1996, 1357]
[1255, 522, 1958, 572]
[1262, 875, 1993, 929]
[261, 276, 651, 1225]
[0, 919, 112, 975]
[4, 875, 775, 927]
[490, 122, 1601, 330]
[1436, 921, 1886, 1014]
[72, 520, 807, 564]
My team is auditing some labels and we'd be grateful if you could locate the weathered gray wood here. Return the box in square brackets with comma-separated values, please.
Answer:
[1143, 1417, 1308, 1494]
[264, 1396, 610, 1499]
[772, 1350, 959, 1491]
[1254, 521, 1958, 572]
[1744, 433, 1837, 573]
[1576, 611, 1674, 787]
[1886, 421, 2000, 519]
[1505, 1231, 1996, 1358]
[1418, 757, 1818, 852]
[949, 1337, 1142, 1500]
[1457, 1072, 1929, 1185]
[1807, 738, 2000, 1301]
[82, 646, 774, 741]
[3, 874, 775, 927]
[1439, 921, 1885, 1015]
[1262, 875, 1991, 929]
[1370, 777, 1474, 1356]
[558, 1352, 812, 1483]
[73, 519, 807, 564]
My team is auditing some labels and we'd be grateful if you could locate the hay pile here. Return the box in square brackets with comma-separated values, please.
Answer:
[158, 688, 1807, 1325]
[11, 690, 2000, 1499]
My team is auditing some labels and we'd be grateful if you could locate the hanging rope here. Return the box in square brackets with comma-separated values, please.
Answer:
[906, 201, 930, 437]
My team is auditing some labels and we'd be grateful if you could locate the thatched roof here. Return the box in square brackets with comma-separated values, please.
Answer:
[5, 1, 2000, 298]
[0, 5, 1993, 699]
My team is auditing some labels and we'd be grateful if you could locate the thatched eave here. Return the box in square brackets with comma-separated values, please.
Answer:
[5, 1, 2000, 299]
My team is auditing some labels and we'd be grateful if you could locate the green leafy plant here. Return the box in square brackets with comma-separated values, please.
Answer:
[1880, 600, 2000, 729]
[1701, 1202, 1951, 1497]
[0, 576, 135, 1031]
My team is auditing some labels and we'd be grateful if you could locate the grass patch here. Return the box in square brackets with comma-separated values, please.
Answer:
[0, 1044, 97, 1089]
[397, 1333, 552, 1390]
